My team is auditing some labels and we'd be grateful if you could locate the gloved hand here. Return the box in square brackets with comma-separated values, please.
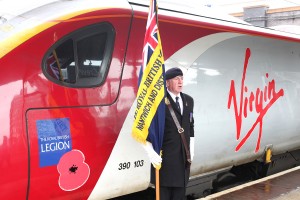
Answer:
[141, 141, 162, 166]
[190, 137, 195, 161]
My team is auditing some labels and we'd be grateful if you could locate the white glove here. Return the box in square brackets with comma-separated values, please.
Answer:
[190, 137, 195, 161]
[141, 141, 162, 166]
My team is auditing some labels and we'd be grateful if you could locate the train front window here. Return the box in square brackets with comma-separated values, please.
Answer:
[42, 22, 115, 88]
[77, 33, 106, 79]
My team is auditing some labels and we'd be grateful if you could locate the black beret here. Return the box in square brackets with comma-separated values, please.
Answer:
[165, 67, 183, 80]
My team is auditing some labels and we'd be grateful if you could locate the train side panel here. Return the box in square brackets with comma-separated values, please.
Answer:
[179, 33, 300, 174]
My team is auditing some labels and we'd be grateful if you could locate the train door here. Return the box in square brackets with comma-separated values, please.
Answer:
[24, 2, 133, 199]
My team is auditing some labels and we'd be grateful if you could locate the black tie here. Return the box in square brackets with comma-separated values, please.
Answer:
[175, 96, 181, 112]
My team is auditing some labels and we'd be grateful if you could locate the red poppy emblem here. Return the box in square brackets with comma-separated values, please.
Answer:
[57, 149, 90, 191]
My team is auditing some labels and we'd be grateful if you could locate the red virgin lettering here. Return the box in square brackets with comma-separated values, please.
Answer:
[228, 48, 284, 152]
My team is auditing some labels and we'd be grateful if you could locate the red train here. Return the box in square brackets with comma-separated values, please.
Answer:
[1, 0, 300, 199]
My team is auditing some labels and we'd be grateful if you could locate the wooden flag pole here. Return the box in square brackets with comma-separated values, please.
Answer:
[156, 168, 160, 200]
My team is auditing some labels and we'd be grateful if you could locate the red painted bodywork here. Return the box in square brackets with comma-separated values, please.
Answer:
[0, 8, 134, 200]
[1, 3, 300, 199]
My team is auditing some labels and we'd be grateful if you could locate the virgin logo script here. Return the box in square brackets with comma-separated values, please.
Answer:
[228, 48, 284, 152]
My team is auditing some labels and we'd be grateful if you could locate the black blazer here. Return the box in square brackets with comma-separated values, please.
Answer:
[151, 92, 194, 187]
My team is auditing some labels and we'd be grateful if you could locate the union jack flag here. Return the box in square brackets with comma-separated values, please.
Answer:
[142, 0, 159, 69]
[132, 0, 166, 168]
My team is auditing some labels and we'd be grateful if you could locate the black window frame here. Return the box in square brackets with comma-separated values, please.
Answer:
[42, 22, 115, 88]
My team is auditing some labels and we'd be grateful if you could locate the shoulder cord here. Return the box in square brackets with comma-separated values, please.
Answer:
[166, 98, 191, 165]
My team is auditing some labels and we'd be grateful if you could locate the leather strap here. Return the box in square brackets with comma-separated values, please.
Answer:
[166, 98, 191, 165]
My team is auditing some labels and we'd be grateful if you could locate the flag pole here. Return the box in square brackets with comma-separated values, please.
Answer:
[131, 0, 165, 198]
[156, 168, 160, 200]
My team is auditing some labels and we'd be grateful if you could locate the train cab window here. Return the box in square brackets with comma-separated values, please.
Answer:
[43, 22, 115, 87]
[77, 33, 106, 79]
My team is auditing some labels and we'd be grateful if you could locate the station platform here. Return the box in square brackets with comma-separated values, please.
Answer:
[199, 166, 300, 200]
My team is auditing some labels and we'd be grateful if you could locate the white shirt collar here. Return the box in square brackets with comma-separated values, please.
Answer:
[167, 89, 183, 114]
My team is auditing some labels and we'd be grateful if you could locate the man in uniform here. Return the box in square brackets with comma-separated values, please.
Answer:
[143, 67, 195, 200]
